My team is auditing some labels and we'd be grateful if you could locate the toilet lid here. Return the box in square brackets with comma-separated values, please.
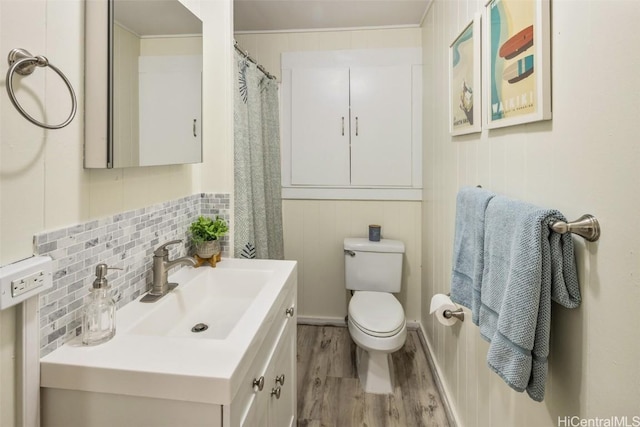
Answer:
[349, 291, 405, 337]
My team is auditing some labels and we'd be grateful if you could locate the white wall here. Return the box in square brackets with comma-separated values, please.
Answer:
[234, 27, 422, 81]
[236, 28, 423, 322]
[0, 0, 233, 423]
[421, 0, 640, 424]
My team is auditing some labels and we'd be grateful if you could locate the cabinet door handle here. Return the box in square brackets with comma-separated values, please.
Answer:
[341, 117, 344, 136]
[355, 117, 359, 136]
[193, 119, 197, 137]
[275, 374, 285, 386]
[285, 306, 295, 317]
[253, 376, 265, 391]
[271, 387, 281, 399]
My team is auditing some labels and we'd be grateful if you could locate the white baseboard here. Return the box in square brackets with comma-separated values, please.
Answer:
[297, 316, 347, 327]
[297, 316, 423, 330]
[406, 320, 421, 330]
[416, 323, 461, 427]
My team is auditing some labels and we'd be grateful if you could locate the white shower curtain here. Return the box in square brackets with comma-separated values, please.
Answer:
[233, 52, 284, 260]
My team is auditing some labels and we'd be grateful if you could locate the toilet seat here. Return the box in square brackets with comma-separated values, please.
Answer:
[349, 291, 405, 338]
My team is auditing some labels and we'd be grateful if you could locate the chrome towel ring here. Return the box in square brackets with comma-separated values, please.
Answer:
[5, 48, 77, 130]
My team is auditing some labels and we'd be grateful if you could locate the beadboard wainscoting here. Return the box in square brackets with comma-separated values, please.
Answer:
[34, 193, 229, 356]
[421, 0, 640, 425]
[283, 200, 422, 324]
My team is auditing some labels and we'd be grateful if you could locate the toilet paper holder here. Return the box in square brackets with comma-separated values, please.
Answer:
[443, 308, 464, 322]
[443, 292, 464, 322]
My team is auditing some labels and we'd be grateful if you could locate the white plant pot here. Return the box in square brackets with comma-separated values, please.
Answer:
[195, 240, 220, 259]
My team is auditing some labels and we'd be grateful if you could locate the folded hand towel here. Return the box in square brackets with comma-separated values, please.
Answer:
[450, 186, 496, 325]
[480, 196, 581, 402]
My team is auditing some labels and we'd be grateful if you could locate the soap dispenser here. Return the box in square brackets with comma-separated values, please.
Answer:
[82, 263, 117, 346]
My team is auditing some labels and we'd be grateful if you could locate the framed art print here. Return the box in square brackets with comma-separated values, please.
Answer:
[485, 0, 551, 129]
[450, 14, 481, 136]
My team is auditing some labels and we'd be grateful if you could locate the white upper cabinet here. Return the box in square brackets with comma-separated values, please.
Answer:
[291, 67, 350, 186]
[350, 65, 412, 187]
[138, 55, 202, 167]
[281, 48, 422, 200]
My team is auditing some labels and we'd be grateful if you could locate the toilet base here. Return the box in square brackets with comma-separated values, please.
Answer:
[356, 346, 395, 394]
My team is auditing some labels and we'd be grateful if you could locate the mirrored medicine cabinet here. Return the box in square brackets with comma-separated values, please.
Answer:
[85, 0, 203, 168]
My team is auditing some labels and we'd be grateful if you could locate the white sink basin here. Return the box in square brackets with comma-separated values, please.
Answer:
[40, 258, 297, 405]
[127, 269, 272, 339]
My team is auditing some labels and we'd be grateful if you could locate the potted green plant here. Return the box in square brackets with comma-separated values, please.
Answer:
[189, 216, 229, 259]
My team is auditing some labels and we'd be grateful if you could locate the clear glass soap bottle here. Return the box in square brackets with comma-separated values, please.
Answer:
[82, 263, 117, 346]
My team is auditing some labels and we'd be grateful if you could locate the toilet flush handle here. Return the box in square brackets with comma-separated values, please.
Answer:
[344, 250, 356, 257]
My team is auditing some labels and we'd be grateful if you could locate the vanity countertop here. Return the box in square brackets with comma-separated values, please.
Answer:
[40, 258, 297, 405]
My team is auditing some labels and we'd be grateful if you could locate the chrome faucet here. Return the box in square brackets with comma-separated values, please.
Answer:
[141, 240, 197, 303]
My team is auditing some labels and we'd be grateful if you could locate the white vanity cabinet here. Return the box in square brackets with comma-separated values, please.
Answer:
[228, 286, 297, 427]
[281, 48, 422, 200]
[40, 259, 297, 427]
[235, 318, 295, 427]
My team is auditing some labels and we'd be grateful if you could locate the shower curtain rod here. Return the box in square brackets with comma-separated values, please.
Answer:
[233, 41, 277, 80]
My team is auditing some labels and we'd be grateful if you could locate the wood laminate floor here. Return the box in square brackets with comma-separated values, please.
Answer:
[297, 325, 450, 427]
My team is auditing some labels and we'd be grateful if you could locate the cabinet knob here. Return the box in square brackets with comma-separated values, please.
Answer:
[285, 306, 295, 317]
[253, 376, 265, 392]
[275, 374, 285, 386]
[271, 387, 281, 399]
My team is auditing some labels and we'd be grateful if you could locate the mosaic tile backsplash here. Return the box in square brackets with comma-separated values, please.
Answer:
[35, 193, 230, 356]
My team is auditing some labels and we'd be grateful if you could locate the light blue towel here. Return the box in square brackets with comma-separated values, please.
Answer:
[480, 196, 581, 402]
[450, 186, 495, 324]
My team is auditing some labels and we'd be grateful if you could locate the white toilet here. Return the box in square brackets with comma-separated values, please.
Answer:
[344, 237, 407, 394]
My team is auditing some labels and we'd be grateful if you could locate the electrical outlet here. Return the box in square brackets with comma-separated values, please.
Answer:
[0, 256, 53, 310]
[11, 271, 47, 297]
[31, 271, 46, 290]
[12, 278, 28, 297]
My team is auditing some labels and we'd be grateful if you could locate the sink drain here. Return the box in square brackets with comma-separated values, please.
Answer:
[191, 323, 209, 333]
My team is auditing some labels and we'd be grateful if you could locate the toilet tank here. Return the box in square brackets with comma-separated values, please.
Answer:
[344, 238, 405, 292]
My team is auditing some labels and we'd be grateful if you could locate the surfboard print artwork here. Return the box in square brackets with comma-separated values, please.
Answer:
[487, 0, 542, 124]
[486, 0, 551, 128]
[503, 55, 534, 84]
[499, 25, 534, 59]
[450, 15, 481, 135]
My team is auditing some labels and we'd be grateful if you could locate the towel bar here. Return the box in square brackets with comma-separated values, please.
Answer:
[550, 214, 600, 242]
[475, 185, 599, 241]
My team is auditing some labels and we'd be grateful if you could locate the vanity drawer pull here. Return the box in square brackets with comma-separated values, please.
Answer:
[285, 306, 295, 317]
[271, 387, 281, 399]
[275, 374, 285, 386]
[253, 376, 265, 392]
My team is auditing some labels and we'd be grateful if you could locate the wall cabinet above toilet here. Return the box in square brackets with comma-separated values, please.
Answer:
[281, 48, 422, 201]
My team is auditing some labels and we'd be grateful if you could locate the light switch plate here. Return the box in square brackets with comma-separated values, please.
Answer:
[0, 256, 53, 310]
